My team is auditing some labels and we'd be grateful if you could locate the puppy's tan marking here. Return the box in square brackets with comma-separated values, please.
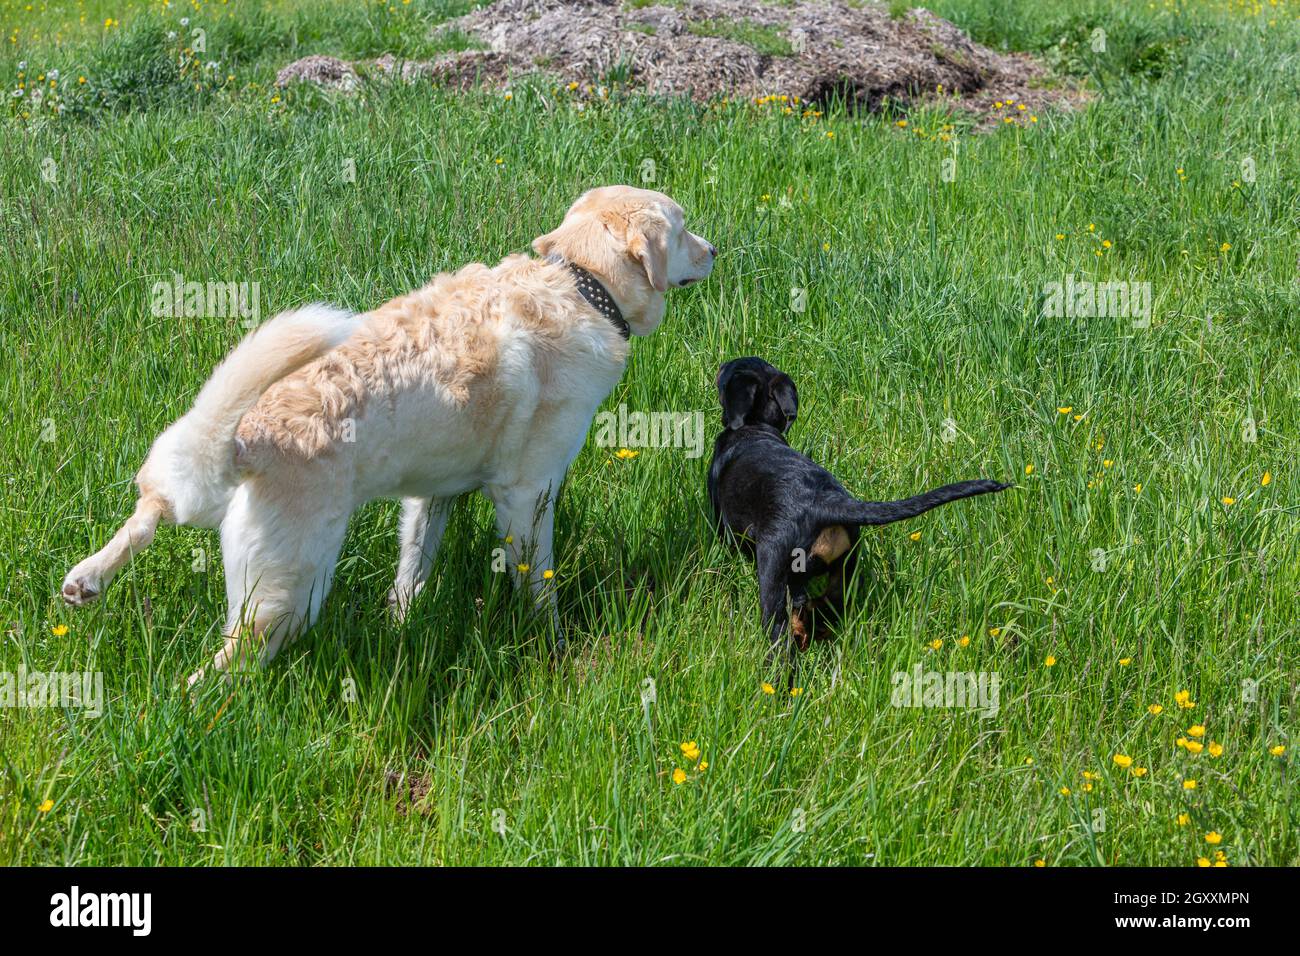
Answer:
[810, 524, 851, 564]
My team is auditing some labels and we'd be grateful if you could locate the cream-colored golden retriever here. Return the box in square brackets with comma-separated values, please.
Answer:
[62, 185, 716, 685]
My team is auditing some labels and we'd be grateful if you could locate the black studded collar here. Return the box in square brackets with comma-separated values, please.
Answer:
[548, 255, 629, 340]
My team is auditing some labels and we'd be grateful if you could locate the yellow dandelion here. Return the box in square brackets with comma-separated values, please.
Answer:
[1177, 813, 1190, 825]
[1183, 779, 1197, 790]
[1148, 704, 1164, 715]
[989, 627, 1001, 637]
[615, 448, 639, 460]
[1221, 496, 1235, 506]
[958, 635, 970, 647]
[1118, 657, 1131, 666]
[51, 624, 68, 636]
[928, 638, 943, 651]
[38, 799, 53, 813]
[909, 531, 922, 542]
[1059, 786, 1071, 795]
[1057, 406, 1072, 414]
[1044, 655, 1057, 667]
[1024, 463, 1034, 475]
[542, 569, 554, 580]
[516, 563, 530, 574]
[761, 682, 775, 695]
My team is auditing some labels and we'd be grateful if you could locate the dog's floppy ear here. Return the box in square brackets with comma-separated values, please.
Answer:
[625, 208, 670, 293]
[769, 373, 798, 429]
[721, 370, 760, 430]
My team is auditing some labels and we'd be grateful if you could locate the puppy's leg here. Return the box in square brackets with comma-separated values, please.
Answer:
[188, 486, 347, 687]
[62, 495, 167, 606]
[756, 543, 793, 666]
[488, 479, 562, 651]
[387, 496, 453, 622]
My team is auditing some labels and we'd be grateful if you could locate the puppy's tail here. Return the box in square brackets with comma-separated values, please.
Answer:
[148, 303, 357, 524]
[819, 479, 1012, 529]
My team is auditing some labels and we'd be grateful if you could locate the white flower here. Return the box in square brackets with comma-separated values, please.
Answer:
[10, 88, 23, 98]
[167, 31, 177, 40]
[180, 17, 190, 26]
[18, 60, 26, 70]
[48, 69, 58, 80]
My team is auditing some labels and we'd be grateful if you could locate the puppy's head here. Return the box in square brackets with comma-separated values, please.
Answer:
[532, 185, 716, 335]
[716, 357, 798, 433]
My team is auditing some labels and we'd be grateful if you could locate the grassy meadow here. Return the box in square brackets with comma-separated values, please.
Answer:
[1, 0, 1298, 865]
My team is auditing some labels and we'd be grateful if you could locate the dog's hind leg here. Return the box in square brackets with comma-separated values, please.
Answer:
[756, 542, 794, 667]
[386, 496, 453, 622]
[62, 494, 167, 606]
[188, 486, 347, 687]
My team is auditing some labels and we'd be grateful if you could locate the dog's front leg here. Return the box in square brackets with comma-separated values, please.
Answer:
[387, 496, 453, 622]
[488, 480, 563, 652]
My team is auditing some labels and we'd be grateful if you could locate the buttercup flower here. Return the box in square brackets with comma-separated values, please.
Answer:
[672, 768, 687, 784]
[1112, 754, 1133, 768]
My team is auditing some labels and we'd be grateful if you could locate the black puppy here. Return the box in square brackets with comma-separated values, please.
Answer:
[708, 357, 1011, 661]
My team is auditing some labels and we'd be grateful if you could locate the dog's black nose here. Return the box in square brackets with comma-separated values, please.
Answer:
[707, 243, 718, 258]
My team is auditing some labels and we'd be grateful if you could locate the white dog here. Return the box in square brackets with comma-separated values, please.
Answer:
[62, 185, 716, 685]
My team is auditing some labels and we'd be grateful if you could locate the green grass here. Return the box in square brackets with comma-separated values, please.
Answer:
[2, 0, 1298, 866]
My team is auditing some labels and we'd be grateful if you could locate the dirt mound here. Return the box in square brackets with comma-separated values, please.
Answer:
[278, 0, 1083, 124]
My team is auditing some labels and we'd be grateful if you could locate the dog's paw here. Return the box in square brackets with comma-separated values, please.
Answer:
[61, 572, 102, 607]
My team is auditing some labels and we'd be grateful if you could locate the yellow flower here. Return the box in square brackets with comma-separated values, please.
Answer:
[1102, 459, 1113, 468]
[989, 627, 1001, 637]
[761, 682, 775, 695]
[504, 535, 513, 544]
[38, 799, 53, 813]
[1269, 745, 1286, 757]
[896, 119, 907, 128]
[927, 638, 943, 650]
[1185, 740, 1204, 755]
[1197, 857, 1211, 867]
[958, 635, 970, 647]
[790, 687, 802, 697]
[51, 624, 68, 636]
[1148, 704, 1164, 715]
[1182, 779, 1197, 790]
[1187, 725, 1205, 738]
[516, 563, 529, 574]
[1034, 859, 1046, 867]
[1208, 741, 1223, 758]
[1221, 496, 1235, 506]
[1024, 757, 1034, 765]
[680, 741, 700, 761]
[1054, 235, 1065, 242]
[1204, 831, 1222, 845]
[909, 531, 922, 542]
[1220, 242, 1231, 252]
[1082, 770, 1098, 780]
[1112, 754, 1133, 769]
[614, 448, 639, 460]
[1044, 655, 1056, 667]
[542, 569, 554, 580]
[672, 768, 687, 785]
[1261, 471, 1272, 486]
[1059, 786, 1071, 795]
[1175, 689, 1195, 709]
[1134, 483, 1142, 494]
[1102, 240, 1112, 249]
[1177, 813, 1190, 826]
[1057, 406, 1072, 414]
[822, 242, 830, 251]
[1118, 657, 1131, 666]
[1087, 223, 1096, 232]
[1024, 463, 1034, 475]
[1131, 767, 1148, 777]
[697, 761, 708, 772]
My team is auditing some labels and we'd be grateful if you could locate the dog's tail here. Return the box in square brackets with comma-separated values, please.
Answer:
[148, 303, 357, 524]
[817, 479, 1012, 529]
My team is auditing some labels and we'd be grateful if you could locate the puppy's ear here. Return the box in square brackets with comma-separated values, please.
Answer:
[721, 371, 760, 430]
[625, 209, 670, 293]
[770, 373, 798, 430]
